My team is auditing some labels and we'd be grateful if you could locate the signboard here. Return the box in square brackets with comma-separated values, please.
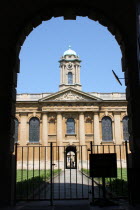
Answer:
[89, 153, 117, 178]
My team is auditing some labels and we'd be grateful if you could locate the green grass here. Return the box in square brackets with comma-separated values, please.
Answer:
[17, 169, 54, 182]
[81, 168, 127, 181]
[81, 168, 128, 197]
[16, 169, 61, 199]
[115, 168, 127, 181]
[106, 178, 128, 197]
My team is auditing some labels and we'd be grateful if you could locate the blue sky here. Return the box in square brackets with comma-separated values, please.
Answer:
[17, 17, 126, 94]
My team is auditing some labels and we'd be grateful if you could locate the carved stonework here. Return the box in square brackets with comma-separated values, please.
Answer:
[64, 113, 78, 120]
[48, 113, 56, 122]
[85, 113, 93, 122]
[50, 91, 93, 101]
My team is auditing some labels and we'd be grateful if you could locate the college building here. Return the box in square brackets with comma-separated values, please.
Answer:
[15, 47, 129, 167]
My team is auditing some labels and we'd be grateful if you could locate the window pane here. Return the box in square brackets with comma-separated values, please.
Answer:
[29, 117, 40, 142]
[14, 118, 18, 142]
[67, 118, 75, 134]
[123, 116, 129, 140]
[102, 117, 113, 141]
[68, 72, 73, 84]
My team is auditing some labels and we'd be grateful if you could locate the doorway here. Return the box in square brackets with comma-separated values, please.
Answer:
[66, 146, 77, 169]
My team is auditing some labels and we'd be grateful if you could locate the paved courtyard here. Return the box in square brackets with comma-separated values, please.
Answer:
[39, 169, 96, 200]
[4, 169, 134, 210]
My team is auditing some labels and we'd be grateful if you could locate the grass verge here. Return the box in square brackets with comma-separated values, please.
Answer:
[81, 168, 128, 197]
[16, 169, 61, 199]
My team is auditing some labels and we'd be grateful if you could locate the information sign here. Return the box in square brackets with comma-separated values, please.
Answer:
[90, 153, 117, 178]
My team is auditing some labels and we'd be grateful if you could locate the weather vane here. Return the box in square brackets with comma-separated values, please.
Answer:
[112, 70, 125, 86]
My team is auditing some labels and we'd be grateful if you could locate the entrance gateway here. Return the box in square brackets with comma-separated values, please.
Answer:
[15, 143, 129, 203]
[66, 146, 77, 169]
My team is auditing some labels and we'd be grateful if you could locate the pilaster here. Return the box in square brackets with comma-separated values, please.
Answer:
[19, 113, 28, 145]
[75, 65, 78, 83]
[114, 112, 122, 144]
[57, 112, 63, 160]
[79, 112, 86, 160]
[93, 112, 100, 145]
[62, 65, 65, 84]
[60, 65, 62, 84]
[42, 113, 48, 146]
[79, 112, 85, 145]
[78, 65, 80, 84]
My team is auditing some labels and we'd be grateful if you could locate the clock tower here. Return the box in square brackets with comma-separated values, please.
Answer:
[59, 46, 82, 90]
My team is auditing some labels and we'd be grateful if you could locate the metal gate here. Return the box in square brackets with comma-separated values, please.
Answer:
[15, 142, 129, 204]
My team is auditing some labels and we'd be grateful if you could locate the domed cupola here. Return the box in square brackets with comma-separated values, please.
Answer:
[63, 46, 77, 56]
[59, 46, 82, 91]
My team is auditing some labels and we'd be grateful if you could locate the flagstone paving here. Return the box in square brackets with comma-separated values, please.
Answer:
[39, 169, 101, 200]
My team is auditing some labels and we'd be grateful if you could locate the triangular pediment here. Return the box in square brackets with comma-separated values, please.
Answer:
[39, 88, 102, 102]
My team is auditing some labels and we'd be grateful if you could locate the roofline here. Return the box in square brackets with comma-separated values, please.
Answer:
[58, 59, 81, 62]
[16, 100, 127, 104]
[38, 87, 103, 102]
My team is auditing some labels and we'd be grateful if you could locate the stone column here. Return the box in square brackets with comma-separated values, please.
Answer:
[18, 114, 28, 168]
[75, 65, 78, 84]
[42, 113, 48, 163]
[79, 112, 86, 160]
[79, 112, 85, 145]
[77, 65, 80, 84]
[113, 112, 122, 163]
[93, 112, 100, 145]
[114, 112, 122, 144]
[60, 65, 62, 84]
[57, 112, 63, 160]
[42, 113, 48, 146]
[63, 65, 65, 84]
[19, 113, 28, 146]
[73, 70, 75, 85]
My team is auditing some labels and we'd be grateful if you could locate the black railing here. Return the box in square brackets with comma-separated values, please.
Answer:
[15, 142, 129, 205]
[89, 142, 129, 205]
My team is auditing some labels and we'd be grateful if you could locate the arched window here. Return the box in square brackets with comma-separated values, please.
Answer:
[67, 118, 75, 134]
[102, 116, 113, 141]
[14, 118, 18, 142]
[68, 72, 73, 84]
[29, 117, 40, 142]
[122, 116, 129, 141]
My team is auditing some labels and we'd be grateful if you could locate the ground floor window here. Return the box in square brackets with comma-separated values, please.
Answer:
[122, 116, 129, 141]
[67, 118, 75, 134]
[29, 117, 40, 142]
[102, 116, 113, 141]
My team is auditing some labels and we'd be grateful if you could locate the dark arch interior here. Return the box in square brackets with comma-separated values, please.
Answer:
[1, 1, 140, 206]
[66, 145, 76, 153]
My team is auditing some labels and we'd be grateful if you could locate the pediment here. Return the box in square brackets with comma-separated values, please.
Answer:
[39, 88, 102, 102]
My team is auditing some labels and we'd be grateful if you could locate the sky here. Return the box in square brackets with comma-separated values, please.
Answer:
[17, 17, 126, 94]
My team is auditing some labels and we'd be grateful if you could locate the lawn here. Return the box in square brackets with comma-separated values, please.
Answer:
[17, 169, 55, 182]
[81, 168, 128, 197]
[81, 168, 127, 181]
[16, 169, 61, 199]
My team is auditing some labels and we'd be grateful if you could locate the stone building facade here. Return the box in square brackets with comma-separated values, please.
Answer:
[15, 47, 128, 164]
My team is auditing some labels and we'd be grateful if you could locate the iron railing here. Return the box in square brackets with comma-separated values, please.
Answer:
[15, 142, 130, 205]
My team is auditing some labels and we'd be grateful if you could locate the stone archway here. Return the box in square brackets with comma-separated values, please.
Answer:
[0, 0, 140, 206]
[66, 146, 77, 169]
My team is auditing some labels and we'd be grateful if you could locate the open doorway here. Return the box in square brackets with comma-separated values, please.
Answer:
[65, 145, 77, 169]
